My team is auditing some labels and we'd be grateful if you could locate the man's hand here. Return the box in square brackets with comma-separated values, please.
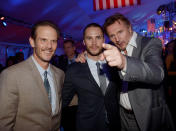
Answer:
[75, 51, 87, 63]
[100, 43, 126, 70]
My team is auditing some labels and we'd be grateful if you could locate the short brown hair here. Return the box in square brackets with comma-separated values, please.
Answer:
[103, 13, 131, 35]
[83, 23, 104, 39]
[63, 39, 75, 47]
[30, 20, 60, 40]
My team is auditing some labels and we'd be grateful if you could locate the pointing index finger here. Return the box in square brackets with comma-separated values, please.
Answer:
[102, 43, 114, 50]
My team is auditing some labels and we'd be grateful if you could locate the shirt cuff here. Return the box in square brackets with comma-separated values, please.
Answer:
[121, 57, 127, 76]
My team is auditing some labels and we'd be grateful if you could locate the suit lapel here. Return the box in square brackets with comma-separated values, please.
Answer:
[84, 62, 115, 96]
[131, 35, 142, 58]
[83, 62, 102, 95]
[105, 65, 120, 93]
[128, 35, 152, 130]
[27, 56, 52, 111]
[105, 64, 113, 87]
[50, 65, 61, 115]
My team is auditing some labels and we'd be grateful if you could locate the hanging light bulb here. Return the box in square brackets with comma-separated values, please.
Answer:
[2, 21, 7, 27]
[0, 16, 5, 20]
[169, 27, 173, 31]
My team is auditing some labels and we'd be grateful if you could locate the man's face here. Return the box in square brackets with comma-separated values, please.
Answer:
[29, 26, 58, 65]
[63, 42, 75, 57]
[106, 20, 132, 51]
[84, 26, 104, 57]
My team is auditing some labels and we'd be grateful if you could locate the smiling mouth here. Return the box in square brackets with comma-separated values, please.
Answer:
[44, 50, 53, 55]
[91, 47, 98, 50]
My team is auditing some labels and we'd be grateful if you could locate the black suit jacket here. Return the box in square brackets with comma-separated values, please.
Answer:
[57, 53, 79, 72]
[62, 62, 121, 131]
[57, 55, 69, 72]
[119, 34, 175, 131]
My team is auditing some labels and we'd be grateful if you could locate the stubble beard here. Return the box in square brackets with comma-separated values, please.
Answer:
[86, 46, 103, 57]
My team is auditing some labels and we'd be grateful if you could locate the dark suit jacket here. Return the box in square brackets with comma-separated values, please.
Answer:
[119, 34, 175, 131]
[0, 56, 65, 131]
[62, 62, 121, 131]
[57, 55, 69, 72]
[54, 53, 78, 72]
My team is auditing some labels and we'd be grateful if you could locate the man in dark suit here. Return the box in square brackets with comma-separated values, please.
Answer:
[62, 23, 120, 131]
[101, 13, 175, 131]
[0, 21, 65, 131]
[58, 40, 78, 131]
[56, 40, 78, 72]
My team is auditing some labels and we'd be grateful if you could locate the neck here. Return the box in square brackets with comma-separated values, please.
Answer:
[67, 54, 75, 60]
[87, 54, 100, 61]
[33, 54, 49, 70]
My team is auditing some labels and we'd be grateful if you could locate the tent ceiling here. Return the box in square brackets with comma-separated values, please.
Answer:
[0, 0, 172, 44]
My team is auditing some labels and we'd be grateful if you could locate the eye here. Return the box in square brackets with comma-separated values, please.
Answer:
[52, 40, 57, 44]
[109, 34, 115, 39]
[96, 36, 102, 39]
[40, 38, 47, 42]
[119, 31, 122, 33]
[117, 30, 123, 35]
[86, 36, 92, 40]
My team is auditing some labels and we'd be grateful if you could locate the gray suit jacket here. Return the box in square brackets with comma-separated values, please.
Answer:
[119, 34, 175, 131]
[0, 56, 65, 131]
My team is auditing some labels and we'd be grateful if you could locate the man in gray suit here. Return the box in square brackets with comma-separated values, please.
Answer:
[0, 20, 65, 131]
[101, 13, 174, 131]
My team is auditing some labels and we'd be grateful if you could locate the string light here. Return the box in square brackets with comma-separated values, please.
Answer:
[0, 14, 73, 40]
[0, 15, 7, 27]
[0, 14, 32, 28]
[0, 16, 5, 20]
[169, 27, 173, 31]
[2, 21, 7, 27]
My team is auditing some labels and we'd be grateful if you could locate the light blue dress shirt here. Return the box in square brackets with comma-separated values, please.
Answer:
[86, 56, 109, 88]
[32, 56, 57, 115]
[68, 55, 77, 65]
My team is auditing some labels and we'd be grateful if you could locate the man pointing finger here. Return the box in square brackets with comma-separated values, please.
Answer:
[101, 43, 126, 70]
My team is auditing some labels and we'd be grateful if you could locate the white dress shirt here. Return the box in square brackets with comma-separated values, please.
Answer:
[32, 56, 57, 115]
[120, 31, 137, 110]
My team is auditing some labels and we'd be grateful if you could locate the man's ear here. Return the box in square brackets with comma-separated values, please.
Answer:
[29, 37, 35, 48]
[128, 25, 132, 34]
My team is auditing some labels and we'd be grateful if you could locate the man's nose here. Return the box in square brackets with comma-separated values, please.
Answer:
[47, 41, 52, 48]
[92, 39, 97, 45]
[114, 34, 119, 42]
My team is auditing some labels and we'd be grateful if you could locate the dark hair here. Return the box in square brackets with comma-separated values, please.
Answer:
[103, 13, 131, 35]
[63, 39, 75, 47]
[15, 52, 24, 58]
[166, 40, 176, 59]
[83, 23, 104, 38]
[165, 40, 175, 48]
[30, 20, 60, 40]
[6, 56, 16, 67]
